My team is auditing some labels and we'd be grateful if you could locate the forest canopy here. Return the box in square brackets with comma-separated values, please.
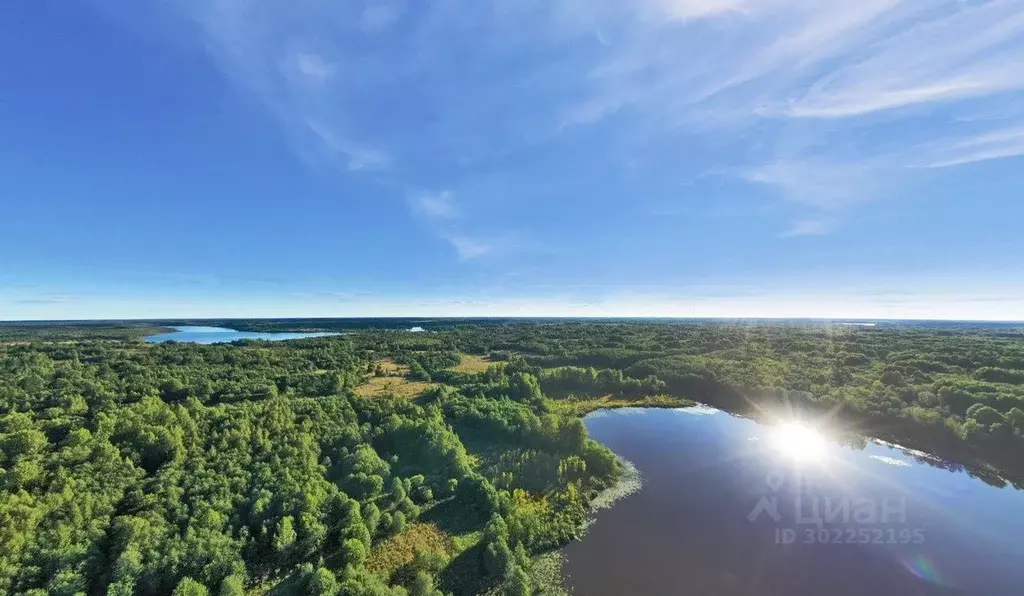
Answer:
[1, 319, 1023, 595]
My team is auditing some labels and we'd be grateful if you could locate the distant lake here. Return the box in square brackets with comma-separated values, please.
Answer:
[563, 407, 1024, 596]
[145, 326, 337, 344]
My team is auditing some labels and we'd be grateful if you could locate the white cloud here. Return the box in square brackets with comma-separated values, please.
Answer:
[445, 235, 492, 260]
[408, 190, 471, 258]
[780, 219, 835, 238]
[293, 53, 334, 83]
[118, 0, 397, 174]
[92, 0, 1024, 238]
[870, 455, 912, 467]
[411, 191, 460, 219]
[305, 119, 391, 171]
[744, 159, 880, 211]
[344, 147, 392, 171]
[406, 190, 535, 262]
[13, 293, 81, 305]
[559, 0, 1024, 232]
[648, 0, 749, 21]
[923, 125, 1024, 167]
[786, 1, 1024, 118]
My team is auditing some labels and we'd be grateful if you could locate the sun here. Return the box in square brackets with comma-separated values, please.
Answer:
[770, 421, 826, 463]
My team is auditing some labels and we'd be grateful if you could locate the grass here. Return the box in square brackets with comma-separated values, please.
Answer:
[364, 502, 494, 595]
[523, 455, 643, 596]
[588, 456, 642, 512]
[526, 551, 570, 596]
[359, 368, 682, 594]
[450, 353, 498, 374]
[547, 393, 696, 416]
[353, 377, 432, 398]
[458, 435, 528, 479]
[353, 358, 432, 398]
[365, 522, 455, 582]
[417, 499, 494, 596]
[375, 358, 405, 374]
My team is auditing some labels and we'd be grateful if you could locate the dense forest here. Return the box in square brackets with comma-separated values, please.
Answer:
[2, 319, 1024, 595]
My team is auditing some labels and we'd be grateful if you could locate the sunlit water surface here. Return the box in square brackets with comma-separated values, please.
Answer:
[145, 326, 336, 344]
[562, 407, 1024, 596]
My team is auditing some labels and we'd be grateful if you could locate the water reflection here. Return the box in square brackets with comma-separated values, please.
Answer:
[562, 406, 1024, 596]
[768, 422, 826, 463]
[145, 325, 337, 344]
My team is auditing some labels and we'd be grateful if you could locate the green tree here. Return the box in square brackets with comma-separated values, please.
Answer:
[409, 571, 442, 596]
[482, 514, 513, 579]
[391, 511, 408, 534]
[274, 515, 298, 560]
[341, 538, 367, 567]
[503, 565, 531, 596]
[173, 577, 210, 596]
[363, 502, 381, 537]
[307, 567, 340, 596]
[219, 574, 246, 596]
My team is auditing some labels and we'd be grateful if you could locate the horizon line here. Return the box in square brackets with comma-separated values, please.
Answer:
[3, 315, 1023, 325]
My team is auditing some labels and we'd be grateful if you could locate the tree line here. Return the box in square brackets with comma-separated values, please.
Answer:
[3, 318, 1024, 595]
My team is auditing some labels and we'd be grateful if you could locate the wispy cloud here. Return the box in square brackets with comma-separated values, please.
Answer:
[558, 0, 1024, 231]
[132, 0, 395, 174]
[304, 119, 390, 172]
[407, 190, 517, 261]
[290, 290, 379, 302]
[744, 158, 890, 212]
[444, 235, 492, 261]
[13, 293, 81, 305]
[923, 125, 1024, 167]
[779, 218, 836, 238]
[94, 0, 1024, 238]
[293, 53, 334, 84]
[652, 0, 748, 21]
[410, 190, 460, 219]
[870, 455, 912, 468]
[785, 1, 1024, 118]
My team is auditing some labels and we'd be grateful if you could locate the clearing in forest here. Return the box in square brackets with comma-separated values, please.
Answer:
[354, 358, 432, 398]
[546, 394, 696, 416]
[450, 353, 496, 373]
[365, 522, 455, 582]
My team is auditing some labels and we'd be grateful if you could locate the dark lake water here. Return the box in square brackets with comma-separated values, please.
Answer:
[562, 407, 1024, 596]
[145, 326, 337, 344]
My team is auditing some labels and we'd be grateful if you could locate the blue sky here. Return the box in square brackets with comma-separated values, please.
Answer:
[3, 0, 1024, 320]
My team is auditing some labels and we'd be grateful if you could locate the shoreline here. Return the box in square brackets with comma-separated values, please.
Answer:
[528, 454, 644, 595]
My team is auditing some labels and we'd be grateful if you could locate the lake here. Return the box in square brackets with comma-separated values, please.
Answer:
[145, 326, 337, 344]
[562, 407, 1024, 596]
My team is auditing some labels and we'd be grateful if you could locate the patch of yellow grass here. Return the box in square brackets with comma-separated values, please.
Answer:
[365, 522, 455, 581]
[354, 358, 431, 398]
[353, 377, 432, 398]
[375, 358, 405, 374]
[547, 394, 696, 416]
[450, 354, 497, 374]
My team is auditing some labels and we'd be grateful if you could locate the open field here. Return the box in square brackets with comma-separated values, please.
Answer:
[365, 522, 456, 582]
[353, 377, 432, 398]
[374, 358, 406, 374]
[354, 358, 433, 398]
[450, 353, 497, 373]
[546, 393, 697, 416]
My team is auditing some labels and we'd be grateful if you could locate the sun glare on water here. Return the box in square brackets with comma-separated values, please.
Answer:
[770, 422, 826, 463]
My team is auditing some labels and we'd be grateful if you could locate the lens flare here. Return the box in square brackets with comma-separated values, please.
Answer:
[901, 554, 947, 586]
[769, 422, 826, 462]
